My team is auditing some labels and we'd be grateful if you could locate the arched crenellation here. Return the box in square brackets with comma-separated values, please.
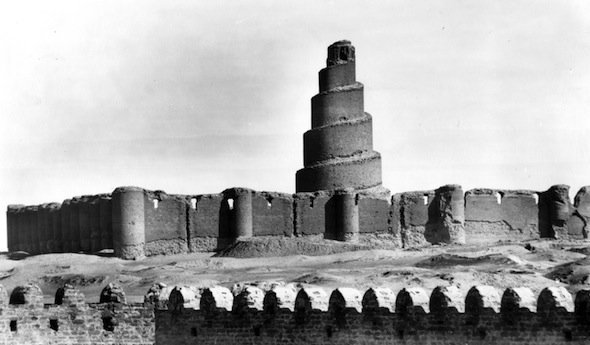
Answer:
[328, 288, 362, 328]
[501, 287, 536, 325]
[394, 287, 429, 332]
[464, 285, 500, 326]
[429, 286, 464, 325]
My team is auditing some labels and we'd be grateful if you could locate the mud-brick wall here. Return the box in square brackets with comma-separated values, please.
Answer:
[570, 186, 590, 239]
[69, 198, 81, 253]
[398, 190, 435, 247]
[88, 196, 101, 252]
[188, 194, 226, 252]
[46, 203, 61, 253]
[98, 195, 113, 251]
[357, 195, 401, 247]
[389, 194, 401, 242]
[77, 196, 93, 253]
[144, 191, 189, 256]
[28, 206, 40, 254]
[294, 192, 399, 243]
[358, 196, 388, 233]
[294, 192, 331, 237]
[36, 204, 49, 254]
[465, 189, 539, 244]
[252, 192, 293, 236]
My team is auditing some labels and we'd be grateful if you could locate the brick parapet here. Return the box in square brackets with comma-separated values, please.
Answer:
[1, 282, 590, 344]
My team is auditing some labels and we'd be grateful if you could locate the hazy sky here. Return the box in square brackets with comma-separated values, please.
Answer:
[1, 1, 589, 250]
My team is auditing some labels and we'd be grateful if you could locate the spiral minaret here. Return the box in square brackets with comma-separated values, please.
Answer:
[296, 40, 384, 193]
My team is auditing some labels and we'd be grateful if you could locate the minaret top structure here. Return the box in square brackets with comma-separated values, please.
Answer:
[326, 40, 355, 66]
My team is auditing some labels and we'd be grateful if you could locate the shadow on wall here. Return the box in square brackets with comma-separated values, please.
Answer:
[217, 195, 232, 250]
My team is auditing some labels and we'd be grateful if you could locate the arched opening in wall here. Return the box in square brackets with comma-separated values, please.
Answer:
[422, 195, 429, 205]
[49, 319, 58, 331]
[153, 199, 159, 209]
[102, 316, 115, 332]
[309, 197, 315, 208]
[533, 193, 539, 205]
[495, 192, 503, 205]
[266, 196, 273, 208]
[190, 198, 197, 210]
[190, 327, 197, 337]
[9, 320, 17, 332]
[227, 198, 234, 211]
[253, 325, 261, 336]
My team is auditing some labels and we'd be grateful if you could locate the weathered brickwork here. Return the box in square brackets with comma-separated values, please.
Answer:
[144, 191, 189, 256]
[2, 282, 590, 344]
[296, 40, 385, 193]
[0, 284, 154, 345]
[153, 283, 590, 345]
[6, 184, 590, 259]
[465, 189, 539, 244]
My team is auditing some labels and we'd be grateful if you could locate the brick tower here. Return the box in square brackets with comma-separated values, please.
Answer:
[296, 40, 385, 193]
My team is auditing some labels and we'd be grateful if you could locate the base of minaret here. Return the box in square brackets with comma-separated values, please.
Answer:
[295, 151, 383, 193]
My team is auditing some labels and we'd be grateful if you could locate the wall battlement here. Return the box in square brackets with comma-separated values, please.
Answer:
[6, 183, 590, 259]
[0, 283, 154, 345]
[2, 282, 590, 344]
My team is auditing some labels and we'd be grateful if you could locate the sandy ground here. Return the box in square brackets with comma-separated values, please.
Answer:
[1, 239, 589, 303]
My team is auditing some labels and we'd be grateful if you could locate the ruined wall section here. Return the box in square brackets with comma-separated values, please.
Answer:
[465, 189, 539, 244]
[399, 190, 435, 247]
[539, 185, 572, 239]
[6, 194, 113, 256]
[570, 186, 590, 239]
[7, 184, 590, 259]
[0, 283, 153, 345]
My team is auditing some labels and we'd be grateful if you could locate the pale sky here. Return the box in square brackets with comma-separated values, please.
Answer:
[1, 1, 589, 251]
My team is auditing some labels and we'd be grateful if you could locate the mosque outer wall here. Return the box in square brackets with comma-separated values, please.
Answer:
[6, 184, 590, 259]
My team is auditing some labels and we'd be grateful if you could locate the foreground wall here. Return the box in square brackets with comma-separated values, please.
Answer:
[7, 184, 590, 259]
[153, 283, 590, 345]
[0, 284, 153, 345]
[4, 282, 590, 345]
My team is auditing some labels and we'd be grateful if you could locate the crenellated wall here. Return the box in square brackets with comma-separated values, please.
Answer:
[2, 282, 590, 344]
[152, 282, 590, 345]
[6, 184, 590, 259]
[0, 283, 154, 345]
